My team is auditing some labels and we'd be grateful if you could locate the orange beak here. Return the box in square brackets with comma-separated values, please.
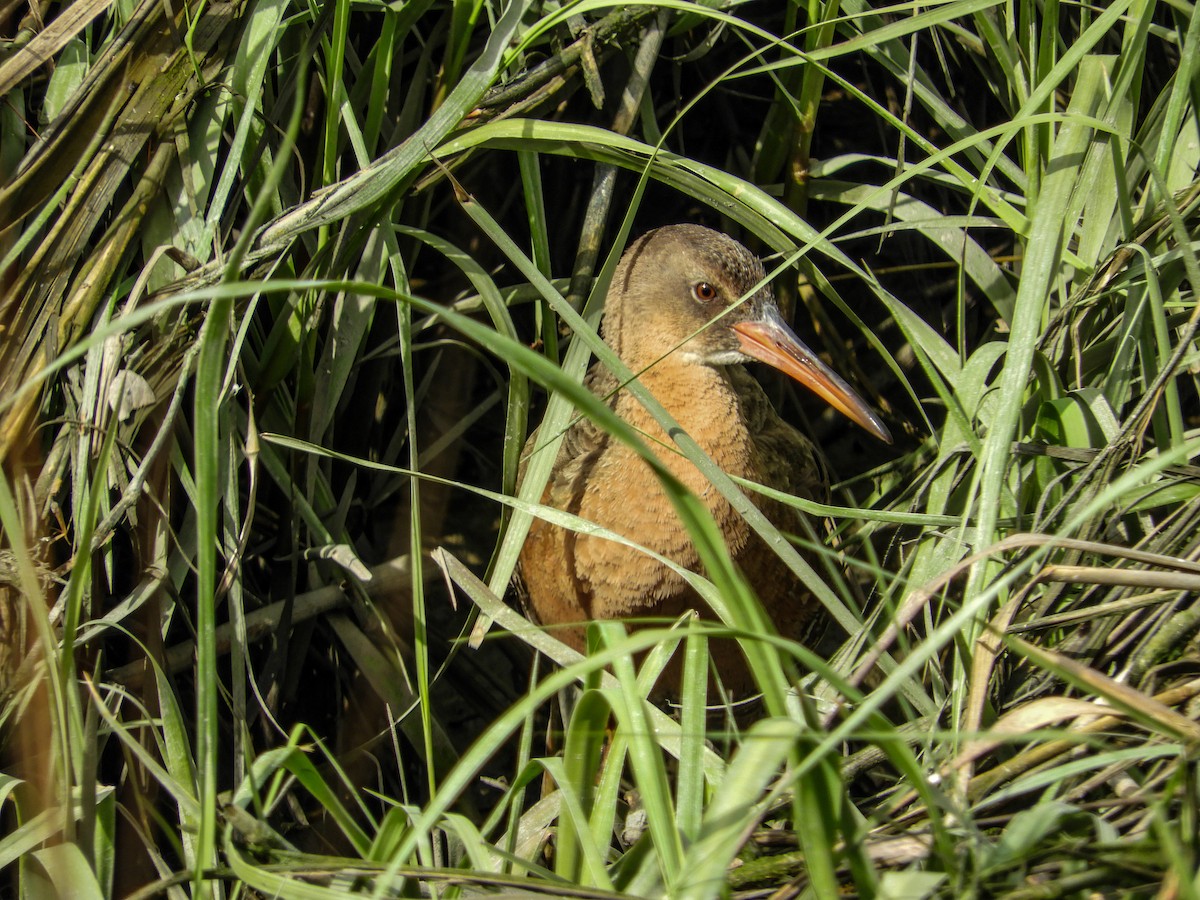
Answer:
[733, 311, 892, 444]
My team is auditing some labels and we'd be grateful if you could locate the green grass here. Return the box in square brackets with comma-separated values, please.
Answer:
[2, 0, 1199, 897]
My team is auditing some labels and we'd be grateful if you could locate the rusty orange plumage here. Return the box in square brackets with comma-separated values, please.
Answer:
[517, 225, 890, 695]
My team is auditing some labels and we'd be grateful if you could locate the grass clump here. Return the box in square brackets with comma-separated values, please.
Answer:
[1, 0, 1198, 897]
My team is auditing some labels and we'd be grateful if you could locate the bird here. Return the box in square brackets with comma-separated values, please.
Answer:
[517, 224, 891, 697]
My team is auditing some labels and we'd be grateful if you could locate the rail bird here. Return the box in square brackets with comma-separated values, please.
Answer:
[518, 225, 890, 696]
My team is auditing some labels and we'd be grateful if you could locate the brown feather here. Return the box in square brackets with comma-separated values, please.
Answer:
[515, 225, 884, 697]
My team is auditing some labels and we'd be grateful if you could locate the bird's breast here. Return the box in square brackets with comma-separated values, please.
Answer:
[568, 367, 773, 604]
[519, 357, 820, 637]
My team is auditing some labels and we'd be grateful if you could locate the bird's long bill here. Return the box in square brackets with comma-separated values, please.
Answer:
[733, 312, 893, 444]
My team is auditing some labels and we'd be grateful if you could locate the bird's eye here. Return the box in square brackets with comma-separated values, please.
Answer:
[692, 281, 718, 303]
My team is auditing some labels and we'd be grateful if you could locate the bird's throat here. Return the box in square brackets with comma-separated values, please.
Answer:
[615, 361, 760, 487]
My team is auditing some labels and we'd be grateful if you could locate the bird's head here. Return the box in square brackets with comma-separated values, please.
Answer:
[603, 224, 892, 443]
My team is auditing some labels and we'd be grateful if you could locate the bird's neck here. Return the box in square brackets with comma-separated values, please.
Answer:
[615, 358, 758, 480]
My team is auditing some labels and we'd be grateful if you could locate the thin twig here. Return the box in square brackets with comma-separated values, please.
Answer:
[107, 555, 427, 686]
